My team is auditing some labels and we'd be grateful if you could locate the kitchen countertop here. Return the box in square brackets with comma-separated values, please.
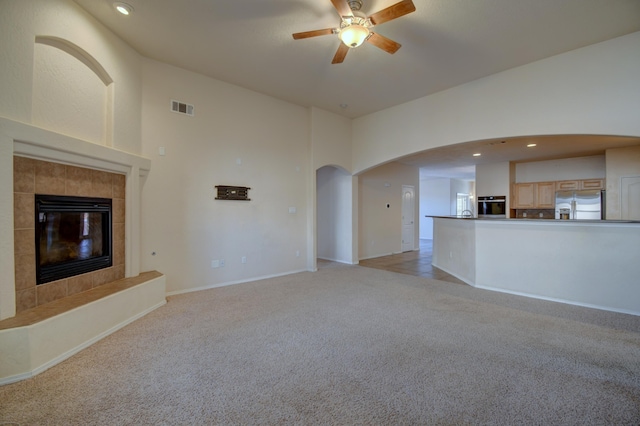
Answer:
[426, 215, 640, 224]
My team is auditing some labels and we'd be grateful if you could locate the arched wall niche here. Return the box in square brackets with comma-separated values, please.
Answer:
[32, 36, 114, 146]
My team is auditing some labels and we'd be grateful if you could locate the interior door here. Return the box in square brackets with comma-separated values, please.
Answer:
[402, 185, 415, 252]
[621, 176, 640, 220]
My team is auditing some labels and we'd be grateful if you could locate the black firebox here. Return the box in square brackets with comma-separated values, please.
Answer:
[35, 194, 112, 284]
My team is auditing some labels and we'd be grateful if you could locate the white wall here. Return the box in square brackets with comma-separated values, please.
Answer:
[310, 107, 354, 269]
[352, 32, 640, 175]
[358, 162, 419, 259]
[516, 155, 605, 182]
[317, 166, 354, 264]
[0, 0, 142, 154]
[311, 108, 352, 173]
[140, 59, 310, 294]
[420, 178, 451, 239]
[475, 162, 510, 199]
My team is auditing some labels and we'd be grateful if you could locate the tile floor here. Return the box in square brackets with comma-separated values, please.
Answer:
[358, 239, 466, 285]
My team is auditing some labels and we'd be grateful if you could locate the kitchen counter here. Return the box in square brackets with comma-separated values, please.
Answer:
[430, 216, 640, 316]
[427, 215, 640, 224]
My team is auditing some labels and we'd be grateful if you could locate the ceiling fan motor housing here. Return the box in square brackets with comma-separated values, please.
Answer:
[347, 0, 363, 11]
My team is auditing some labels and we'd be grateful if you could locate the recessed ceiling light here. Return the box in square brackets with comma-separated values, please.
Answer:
[114, 2, 133, 15]
[473, 153, 481, 157]
[527, 143, 537, 147]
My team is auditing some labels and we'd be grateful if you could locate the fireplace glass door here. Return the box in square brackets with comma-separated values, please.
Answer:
[35, 195, 112, 284]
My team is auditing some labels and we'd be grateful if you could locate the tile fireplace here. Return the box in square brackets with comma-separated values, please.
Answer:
[13, 156, 126, 312]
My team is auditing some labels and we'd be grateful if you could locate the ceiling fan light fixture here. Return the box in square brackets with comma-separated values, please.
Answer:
[339, 14, 370, 48]
[339, 24, 369, 48]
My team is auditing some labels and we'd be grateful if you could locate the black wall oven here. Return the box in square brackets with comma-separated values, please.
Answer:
[477, 196, 506, 218]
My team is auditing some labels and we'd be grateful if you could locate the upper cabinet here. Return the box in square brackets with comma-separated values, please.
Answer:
[536, 182, 556, 208]
[556, 179, 604, 191]
[556, 180, 579, 191]
[512, 179, 603, 209]
[512, 181, 555, 208]
[580, 179, 605, 190]
[513, 183, 535, 208]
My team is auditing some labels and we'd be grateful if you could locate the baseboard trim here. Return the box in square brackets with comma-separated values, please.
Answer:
[317, 257, 357, 265]
[166, 269, 308, 297]
[430, 263, 474, 286]
[475, 284, 640, 317]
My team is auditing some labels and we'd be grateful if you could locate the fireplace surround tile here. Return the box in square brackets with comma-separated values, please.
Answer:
[13, 193, 34, 229]
[13, 156, 35, 193]
[16, 288, 36, 312]
[93, 267, 116, 287]
[113, 222, 125, 243]
[13, 156, 127, 313]
[14, 229, 35, 255]
[114, 265, 125, 281]
[35, 161, 66, 195]
[113, 198, 125, 224]
[65, 165, 92, 196]
[113, 174, 125, 198]
[37, 280, 68, 305]
[91, 170, 113, 198]
[14, 254, 36, 290]
[113, 240, 125, 266]
[68, 274, 93, 295]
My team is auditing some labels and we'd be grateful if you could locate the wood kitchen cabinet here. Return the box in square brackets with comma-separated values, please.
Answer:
[513, 178, 605, 210]
[536, 182, 556, 208]
[513, 182, 555, 208]
[556, 180, 579, 190]
[580, 179, 605, 190]
[513, 183, 535, 208]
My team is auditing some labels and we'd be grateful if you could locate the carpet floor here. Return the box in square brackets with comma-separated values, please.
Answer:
[1, 262, 639, 425]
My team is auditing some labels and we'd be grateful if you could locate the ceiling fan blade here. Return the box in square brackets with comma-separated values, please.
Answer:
[293, 28, 335, 40]
[366, 32, 401, 54]
[332, 43, 350, 64]
[369, 0, 416, 26]
[330, 0, 354, 18]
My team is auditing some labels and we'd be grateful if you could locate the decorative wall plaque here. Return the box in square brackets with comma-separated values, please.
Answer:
[215, 185, 251, 201]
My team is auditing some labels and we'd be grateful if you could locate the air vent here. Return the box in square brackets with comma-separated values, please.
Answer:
[170, 100, 194, 116]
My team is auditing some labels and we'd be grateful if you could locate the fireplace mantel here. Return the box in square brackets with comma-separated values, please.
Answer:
[0, 117, 151, 320]
[0, 118, 166, 385]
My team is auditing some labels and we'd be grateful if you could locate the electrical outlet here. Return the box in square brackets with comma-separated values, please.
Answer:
[295, 250, 300, 257]
[241, 256, 247, 264]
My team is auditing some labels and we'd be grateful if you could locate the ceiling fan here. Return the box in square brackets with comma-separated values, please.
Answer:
[292, 0, 416, 64]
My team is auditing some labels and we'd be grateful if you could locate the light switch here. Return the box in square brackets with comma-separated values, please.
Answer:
[159, 146, 166, 156]
[289, 207, 297, 214]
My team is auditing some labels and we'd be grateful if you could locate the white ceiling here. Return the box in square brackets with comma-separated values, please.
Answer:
[74, 0, 640, 177]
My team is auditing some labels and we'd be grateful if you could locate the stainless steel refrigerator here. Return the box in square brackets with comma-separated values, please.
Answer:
[555, 190, 605, 220]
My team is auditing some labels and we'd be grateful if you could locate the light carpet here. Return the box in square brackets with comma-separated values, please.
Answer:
[1, 262, 639, 425]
